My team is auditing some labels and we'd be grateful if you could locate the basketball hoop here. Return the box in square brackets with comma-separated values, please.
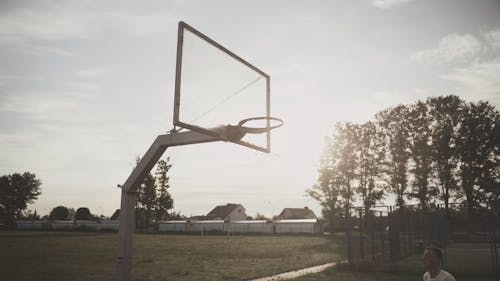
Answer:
[237, 116, 284, 134]
[220, 116, 283, 142]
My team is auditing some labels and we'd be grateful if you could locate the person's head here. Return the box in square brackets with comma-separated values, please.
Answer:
[423, 246, 443, 270]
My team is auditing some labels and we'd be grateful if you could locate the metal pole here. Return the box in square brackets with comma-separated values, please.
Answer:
[388, 206, 395, 270]
[380, 211, 384, 258]
[489, 206, 499, 274]
[371, 220, 375, 261]
[347, 207, 353, 269]
[359, 209, 364, 260]
[115, 131, 218, 281]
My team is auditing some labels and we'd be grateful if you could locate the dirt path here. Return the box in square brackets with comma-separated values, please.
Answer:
[249, 261, 342, 281]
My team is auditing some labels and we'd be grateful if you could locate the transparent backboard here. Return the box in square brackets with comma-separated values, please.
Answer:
[173, 21, 271, 153]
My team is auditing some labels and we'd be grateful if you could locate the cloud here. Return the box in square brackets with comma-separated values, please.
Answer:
[77, 67, 111, 77]
[371, 0, 416, 9]
[440, 58, 500, 104]
[101, 11, 176, 37]
[0, 9, 91, 41]
[0, 3, 176, 57]
[0, 92, 79, 114]
[410, 33, 482, 65]
[483, 28, 500, 51]
[0, 5, 175, 42]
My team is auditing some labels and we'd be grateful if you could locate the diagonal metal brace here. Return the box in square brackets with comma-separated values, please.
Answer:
[116, 130, 219, 281]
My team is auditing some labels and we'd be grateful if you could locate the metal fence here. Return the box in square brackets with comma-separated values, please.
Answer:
[345, 204, 499, 275]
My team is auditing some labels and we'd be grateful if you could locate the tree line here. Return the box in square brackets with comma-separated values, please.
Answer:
[307, 95, 499, 230]
[0, 157, 176, 227]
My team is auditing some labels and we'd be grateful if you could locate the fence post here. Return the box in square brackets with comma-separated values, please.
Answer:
[380, 211, 384, 258]
[388, 206, 396, 271]
[359, 209, 364, 260]
[371, 217, 376, 261]
[347, 207, 353, 270]
[489, 206, 499, 274]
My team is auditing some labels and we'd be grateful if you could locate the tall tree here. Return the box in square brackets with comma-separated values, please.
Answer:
[155, 158, 173, 221]
[307, 164, 342, 233]
[334, 122, 358, 215]
[134, 157, 157, 228]
[376, 105, 411, 207]
[427, 95, 462, 215]
[354, 121, 385, 215]
[0, 172, 42, 226]
[407, 101, 436, 209]
[308, 122, 357, 232]
[137, 173, 157, 226]
[456, 101, 499, 218]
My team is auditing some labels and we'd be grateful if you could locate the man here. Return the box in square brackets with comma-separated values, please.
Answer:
[423, 246, 456, 281]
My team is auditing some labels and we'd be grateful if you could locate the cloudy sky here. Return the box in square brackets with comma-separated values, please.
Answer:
[1, 0, 499, 218]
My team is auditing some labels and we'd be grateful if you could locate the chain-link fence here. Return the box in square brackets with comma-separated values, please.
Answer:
[344, 204, 499, 275]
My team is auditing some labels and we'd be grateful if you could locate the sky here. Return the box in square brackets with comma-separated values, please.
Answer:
[1, 0, 499, 219]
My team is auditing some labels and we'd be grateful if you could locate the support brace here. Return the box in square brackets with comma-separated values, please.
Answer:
[115, 131, 218, 281]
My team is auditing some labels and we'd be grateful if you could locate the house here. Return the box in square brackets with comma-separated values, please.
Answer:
[206, 203, 247, 221]
[276, 207, 317, 220]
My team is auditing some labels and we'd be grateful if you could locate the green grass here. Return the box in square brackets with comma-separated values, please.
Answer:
[0, 231, 344, 281]
[2, 231, 497, 281]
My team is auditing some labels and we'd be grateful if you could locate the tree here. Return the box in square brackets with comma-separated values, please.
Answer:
[456, 101, 499, 218]
[334, 122, 358, 214]
[49, 206, 70, 221]
[155, 158, 173, 221]
[354, 121, 385, 215]
[376, 105, 411, 207]
[308, 122, 357, 233]
[134, 157, 157, 228]
[307, 165, 341, 233]
[407, 101, 437, 209]
[427, 95, 462, 216]
[254, 213, 269, 220]
[75, 207, 93, 220]
[137, 173, 156, 227]
[0, 172, 42, 226]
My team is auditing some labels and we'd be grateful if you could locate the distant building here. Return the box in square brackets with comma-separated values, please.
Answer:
[205, 203, 247, 221]
[276, 207, 317, 220]
[110, 209, 120, 220]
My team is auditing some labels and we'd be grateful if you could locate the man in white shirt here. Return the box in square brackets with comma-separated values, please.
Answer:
[423, 246, 456, 281]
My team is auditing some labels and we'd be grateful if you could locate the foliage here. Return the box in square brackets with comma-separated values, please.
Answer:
[49, 206, 70, 221]
[155, 158, 173, 221]
[134, 157, 175, 228]
[0, 172, 42, 225]
[75, 207, 94, 220]
[376, 105, 411, 206]
[254, 212, 269, 220]
[309, 95, 499, 228]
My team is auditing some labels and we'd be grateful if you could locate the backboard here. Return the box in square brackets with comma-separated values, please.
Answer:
[173, 21, 272, 153]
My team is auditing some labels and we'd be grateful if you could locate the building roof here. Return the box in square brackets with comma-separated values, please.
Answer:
[206, 203, 243, 219]
[277, 207, 317, 220]
[275, 219, 318, 223]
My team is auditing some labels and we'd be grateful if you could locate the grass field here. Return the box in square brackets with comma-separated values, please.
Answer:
[1, 231, 498, 281]
[0, 231, 344, 281]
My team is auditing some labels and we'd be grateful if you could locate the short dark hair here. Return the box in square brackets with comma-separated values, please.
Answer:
[425, 246, 443, 261]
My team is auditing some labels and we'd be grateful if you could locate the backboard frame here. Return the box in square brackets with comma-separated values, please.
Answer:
[173, 21, 271, 153]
